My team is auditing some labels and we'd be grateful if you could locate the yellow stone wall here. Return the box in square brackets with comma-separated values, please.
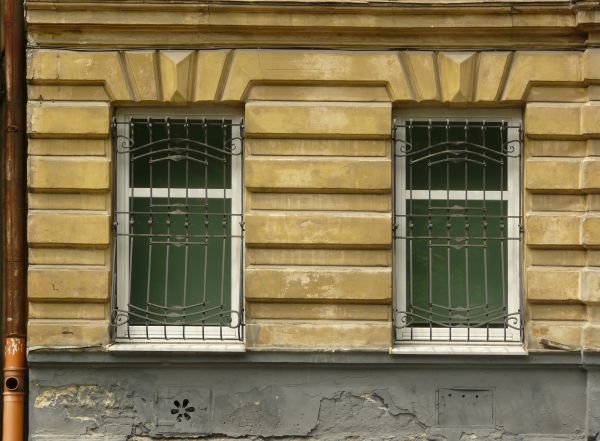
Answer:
[25, 44, 600, 351]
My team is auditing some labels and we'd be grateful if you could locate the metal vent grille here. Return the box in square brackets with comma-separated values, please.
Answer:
[111, 116, 244, 341]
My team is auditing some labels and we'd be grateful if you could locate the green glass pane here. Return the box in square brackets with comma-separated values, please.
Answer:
[128, 197, 232, 326]
[130, 119, 232, 189]
[406, 121, 507, 192]
[406, 199, 508, 326]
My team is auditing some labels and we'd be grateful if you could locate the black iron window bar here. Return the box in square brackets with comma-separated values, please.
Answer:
[110, 116, 244, 341]
[392, 119, 523, 343]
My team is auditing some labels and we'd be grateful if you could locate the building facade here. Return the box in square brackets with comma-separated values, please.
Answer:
[24, 1, 600, 439]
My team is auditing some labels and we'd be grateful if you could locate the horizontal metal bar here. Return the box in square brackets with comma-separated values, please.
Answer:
[129, 188, 232, 198]
[405, 190, 505, 200]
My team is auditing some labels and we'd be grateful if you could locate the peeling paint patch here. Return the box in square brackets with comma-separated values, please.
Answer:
[34, 384, 119, 409]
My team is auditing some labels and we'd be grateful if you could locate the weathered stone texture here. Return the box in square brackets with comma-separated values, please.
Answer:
[28, 212, 110, 246]
[28, 102, 110, 137]
[28, 268, 110, 302]
[246, 267, 391, 303]
[28, 157, 110, 191]
[526, 214, 582, 247]
[527, 268, 581, 303]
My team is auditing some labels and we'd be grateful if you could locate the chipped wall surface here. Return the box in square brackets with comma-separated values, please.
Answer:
[29, 358, 590, 440]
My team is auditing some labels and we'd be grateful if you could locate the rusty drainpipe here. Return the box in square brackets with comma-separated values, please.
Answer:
[2, 0, 27, 439]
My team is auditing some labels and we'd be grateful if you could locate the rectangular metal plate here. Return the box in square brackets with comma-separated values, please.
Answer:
[438, 388, 493, 427]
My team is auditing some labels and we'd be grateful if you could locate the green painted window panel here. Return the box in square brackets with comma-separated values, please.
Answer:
[129, 197, 232, 325]
[406, 199, 508, 325]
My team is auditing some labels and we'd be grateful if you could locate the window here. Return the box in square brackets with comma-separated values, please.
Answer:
[111, 109, 243, 343]
[393, 110, 523, 346]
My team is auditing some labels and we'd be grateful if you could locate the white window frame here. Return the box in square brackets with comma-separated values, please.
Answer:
[112, 107, 243, 347]
[392, 108, 523, 353]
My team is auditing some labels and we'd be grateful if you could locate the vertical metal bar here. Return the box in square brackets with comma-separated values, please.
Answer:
[183, 118, 190, 339]
[482, 121, 489, 341]
[128, 118, 135, 339]
[201, 118, 208, 340]
[500, 121, 507, 341]
[145, 117, 154, 340]
[163, 118, 172, 339]
[464, 120, 470, 341]
[426, 120, 433, 341]
[445, 120, 452, 340]
[408, 122, 414, 340]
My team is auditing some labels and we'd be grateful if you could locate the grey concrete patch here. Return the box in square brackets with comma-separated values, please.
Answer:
[28, 363, 588, 440]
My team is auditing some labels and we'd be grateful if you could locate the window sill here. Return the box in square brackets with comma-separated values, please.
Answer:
[390, 343, 527, 356]
[107, 341, 246, 353]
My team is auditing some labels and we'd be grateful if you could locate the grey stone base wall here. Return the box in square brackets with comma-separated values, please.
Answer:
[28, 352, 599, 441]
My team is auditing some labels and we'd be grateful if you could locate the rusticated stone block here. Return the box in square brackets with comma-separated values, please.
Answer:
[526, 215, 582, 247]
[525, 159, 581, 192]
[583, 159, 600, 192]
[28, 139, 108, 156]
[584, 215, 600, 246]
[584, 324, 600, 351]
[246, 267, 391, 303]
[582, 104, 600, 137]
[529, 195, 586, 212]
[528, 321, 582, 350]
[584, 49, 600, 82]
[246, 303, 390, 321]
[245, 158, 391, 192]
[528, 304, 587, 321]
[582, 270, 600, 304]
[29, 268, 110, 302]
[28, 157, 110, 191]
[245, 102, 391, 139]
[245, 212, 391, 247]
[29, 302, 106, 320]
[28, 213, 110, 246]
[525, 104, 582, 139]
[28, 320, 109, 347]
[527, 269, 581, 303]
[28, 102, 110, 137]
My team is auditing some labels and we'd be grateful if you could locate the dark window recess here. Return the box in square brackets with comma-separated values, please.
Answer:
[393, 119, 523, 343]
[111, 116, 244, 341]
